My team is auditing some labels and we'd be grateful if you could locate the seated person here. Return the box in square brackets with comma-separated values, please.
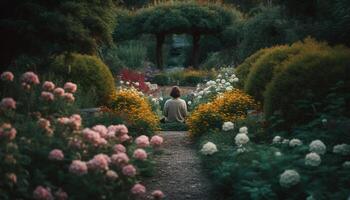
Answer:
[162, 86, 188, 123]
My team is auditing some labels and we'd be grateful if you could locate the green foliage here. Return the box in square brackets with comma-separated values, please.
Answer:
[0, 0, 117, 67]
[237, 6, 292, 62]
[235, 48, 268, 88]
[201, 49, 237, 70]
[152, 74, 170, 86]
[160, 122, 188, 131]
[50, 53, 116, 106]
[264, 45, 350, 125]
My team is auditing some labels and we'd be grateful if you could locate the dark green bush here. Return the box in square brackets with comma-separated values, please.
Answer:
[264, 45, 350, 124]
[50, 53, 115, 106]
[152, 74, 170, 86]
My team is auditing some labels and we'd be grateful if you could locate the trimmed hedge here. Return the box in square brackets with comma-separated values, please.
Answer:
[50, 53, 115, 105]
[235, 48, 268, 89]
[264, 45, 350, 124]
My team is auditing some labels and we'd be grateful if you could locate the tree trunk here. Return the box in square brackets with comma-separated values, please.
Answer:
[191, 33, 200, 69]
[156, 34, 165, 70]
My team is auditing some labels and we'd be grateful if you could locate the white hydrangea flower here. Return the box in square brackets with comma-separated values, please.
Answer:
[221, 79, 226, 84]
[134, 82, 140, 86]
[197, 95, 202, 99]
[231, 74, 236, 79]
[216, 79, 221, 82]
[309, 140, 327, 155]
[237, 147, 246, 153]
[218, 74, 222, 78]
[222, 122, 234, 131]
[235, 133, 250, 145]
[321, 118, 327, 124]
[305, 152, 321, 167]
[226, 86, 233, 91]
[120, 80, 124, 84]
[206, 80, 216, 86]
[342, 161, 350, 168]
[201, 142, 218, 155]
[275, 151, 282, 156]
[239, 126, 248, 134]
[232, 77, 239, 82]
[159, 97, 163, 101]
[279, 169, 300, 188]
[187, 101, 192, 105]
[306, 195, 315, 200]
[282, 139, 290, 145]
[289, 138, 303, 147]
[272, 136, 282, 144]
[333, 144, 350, 156]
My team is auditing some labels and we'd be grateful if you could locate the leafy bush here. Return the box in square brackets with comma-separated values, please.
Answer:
[50, 53, 115, 106]
[0, 71, 162, 200]
[264, 45, 350, 125]
[152, 74, 170, 86]
[198, 128, 350, 200]
[188, 89, 257, 138]
[114, 40, 147, 69]
[244, 38, 330, 102]
[235, 48, 268, 89]
[109, 88, 159, 136]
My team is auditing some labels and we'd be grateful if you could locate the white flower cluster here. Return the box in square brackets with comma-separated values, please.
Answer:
[305, 152, 321, 166]
[222, 121, 234, 131]
[279, 169, 300, 188]
[343, 161, 350, 168]
[289, 138, 303, 147]
[309, 140, 327, 155]
[201, 142, 218, 155]
[191, 67, 239, 104]
[272, 136, 282, 144]
[235, 126, 249, 146]
[333, 144, 350, 156]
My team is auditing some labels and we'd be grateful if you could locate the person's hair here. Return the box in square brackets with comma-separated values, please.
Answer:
[170, 86, 181, 98]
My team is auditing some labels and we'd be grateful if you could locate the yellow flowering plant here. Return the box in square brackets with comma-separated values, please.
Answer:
[109, 88, 160, 136]
[188, 89, 258, 138]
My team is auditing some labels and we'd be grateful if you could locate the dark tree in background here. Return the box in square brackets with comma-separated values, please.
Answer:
[0, 0, 117, 70]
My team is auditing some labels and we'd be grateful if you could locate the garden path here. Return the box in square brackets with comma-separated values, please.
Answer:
[142, 131, 213, 200]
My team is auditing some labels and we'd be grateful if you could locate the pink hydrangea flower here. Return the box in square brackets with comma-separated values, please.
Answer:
[113, 144, 126, 153]
[6, 173, 17, 184]
[69, 160, 88, 176]
[0, 97, 16, 110]
[0, 123, 16, 140]
[21, 71, 40, 85]
[108, 124, 129, 136]
[119, 134, 131, 143]
[1, 71, 14, 82]
[87, 154, 110, 171]
[152, 190, 165, 199]
[38, 118, 51, 129]
[92, 125, 108, 138]
[42, 81, 55, 91]
[150, 135, 164, 147]
[82, 128, 104, 146]
[54, 189, 68, 200]
[106, 170, 119, 180]
[57, 117, 70, 125]
[135, 135, 150, 148]
[33, 186, 53, 200]
[64, 82, 77, 93]
[111, 153, 129, 166]
[133, 149, 148, 161]
[122, 164, 136, 177]
[68, 138, 83, 149]
[53, 87, 65, 97]
[131, 183, 146, 196]
[69, 114, 81, 130]
[48, 149, 64, 161]
[41, 92, 54, 102]
[63, 93, 75, 103]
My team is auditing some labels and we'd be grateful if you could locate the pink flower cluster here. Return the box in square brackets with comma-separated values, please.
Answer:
[87, 154, 111, 171]
[53, 88, 65, 97]
[41, 91, 55, 102]
[69, 160, 88, 176]
[122, 164, 137, 177]
[150, 135, 164, 148]
[33, 186, 53, 200]
[111, 153, 130, 167]
[107, 124, 130, 142]
[38, 118, 53, 135]
[0, 97, 16, 110]
[133, 149, 148, 160]
[64, 82, 77, 93]
[131, 183, 146, 196]
[21, 72, 40, 90]
[106, 170, 119, 180]
[113, 144, 126, 153]
[135, 135, 150, 148]
[82, 128, 107, 146]
[152, 190, 165, 199]
[54, 189, 68, 200]
[6, 173, 17, 184]
[0, 123, 17, 140]
[57, 114, 82, 130]
[48, 149, 64, 161]
[42, 81, 55, 91]
[1, 71, 14, 82]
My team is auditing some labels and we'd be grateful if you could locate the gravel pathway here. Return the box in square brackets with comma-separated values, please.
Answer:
[143, 131, 212, 200]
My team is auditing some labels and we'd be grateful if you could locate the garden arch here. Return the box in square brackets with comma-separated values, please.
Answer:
[115, 2, 241, 69]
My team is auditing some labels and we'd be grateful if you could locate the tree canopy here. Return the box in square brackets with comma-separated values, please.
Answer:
[0, 0, 117, 68]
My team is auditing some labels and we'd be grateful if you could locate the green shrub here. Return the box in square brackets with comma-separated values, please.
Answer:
[264, 45, 350, 124]
[50, 53, 115, 106]
[152, 74, 170, 86]
[235, 48, 268, 89]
